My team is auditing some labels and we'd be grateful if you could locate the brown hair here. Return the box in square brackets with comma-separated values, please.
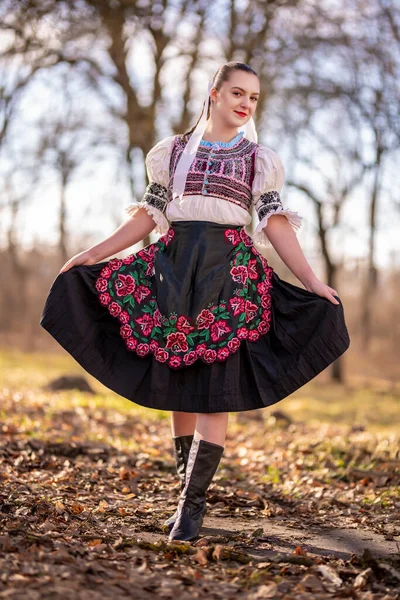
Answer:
[179, 61, 258, 141]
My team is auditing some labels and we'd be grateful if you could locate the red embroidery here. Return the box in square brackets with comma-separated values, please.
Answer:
[95, 225, 273, 369]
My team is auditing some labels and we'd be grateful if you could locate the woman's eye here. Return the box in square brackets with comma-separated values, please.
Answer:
[233, 91, 258, 101]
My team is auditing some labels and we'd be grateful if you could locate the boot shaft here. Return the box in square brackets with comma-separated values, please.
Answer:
[172, 434, 194, 486]
[181, 438, 224, 511]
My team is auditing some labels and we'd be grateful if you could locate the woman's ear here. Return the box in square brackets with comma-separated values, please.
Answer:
[209, 87, 217, 104]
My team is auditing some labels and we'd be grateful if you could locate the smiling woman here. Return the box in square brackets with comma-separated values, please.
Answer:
[40, 61, 350, 544]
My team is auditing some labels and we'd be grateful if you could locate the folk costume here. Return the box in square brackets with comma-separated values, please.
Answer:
[40, 83, 350, 415]
[40, 79, 350, 542]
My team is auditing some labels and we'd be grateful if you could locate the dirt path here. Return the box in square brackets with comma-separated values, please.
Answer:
[129, 514, 399, 560]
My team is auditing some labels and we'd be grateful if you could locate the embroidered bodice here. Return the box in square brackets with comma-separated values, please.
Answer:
[167, 132, 257, 212]
[125, 131, 302, 247]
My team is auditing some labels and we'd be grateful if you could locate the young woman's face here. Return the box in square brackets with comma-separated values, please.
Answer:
[210, 71, 260, 129]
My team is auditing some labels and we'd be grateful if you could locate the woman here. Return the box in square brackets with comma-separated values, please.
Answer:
[40, 61, 350, 542]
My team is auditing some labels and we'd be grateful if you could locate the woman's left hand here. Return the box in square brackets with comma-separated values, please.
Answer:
[305, 279, 340, 305]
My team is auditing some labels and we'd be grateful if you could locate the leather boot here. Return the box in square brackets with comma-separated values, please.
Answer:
[168, 438, 224, 542]
[163, 434, 206, 529]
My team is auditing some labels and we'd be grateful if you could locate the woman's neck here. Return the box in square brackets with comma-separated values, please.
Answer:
[201, 124, 240, 144]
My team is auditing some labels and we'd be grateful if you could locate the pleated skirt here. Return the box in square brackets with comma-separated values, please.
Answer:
[40, 220, 350, 413]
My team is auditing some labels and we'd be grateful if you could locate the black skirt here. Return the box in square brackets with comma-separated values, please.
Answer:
[40, 220, 350, 413]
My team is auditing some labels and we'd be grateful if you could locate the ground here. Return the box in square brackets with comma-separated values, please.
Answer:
[0, 349, 399, 599]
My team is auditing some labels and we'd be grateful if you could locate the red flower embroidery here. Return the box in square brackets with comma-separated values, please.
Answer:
[240, 228, 253, 247]
[137, 246, 155, 262]
[120, 324, 133, 338]
[177, 315, 195, 334]
[115, 274, 136, 297]
[261, 294, 271, 309]
[169, 355, 182, 368]
[247, 259, 258, 280]
[210, 319, 231, 342]
[96, 278, 108, 292]
[126, 337, 137, 350]
[229, 296, 245, 316]
[146, 262, 155, 277]
[149, 340, 159, 352]
[245, 300, 258, 323]
[257, 280, 270, 295]
[230, 265, 248, 284]
[264, 267, 273, 282]
[118, 310, 130, 324]
[100, 266, 112, 278]
[261, 257, 270, 270]
[183, 350, 197, 366]
[217, 347, 230, 361]
[137, 343, 150, 356]
[166, 332, 188, 353]
[134, 285, 151, 304]
[248, 330, 260, 341]
[262, 310, 272, 323]
[258, 320, 270, 334]
[196, 309, 215, 330]
[135, 314, 154, 336]
[159, 228, 175, 245]
[203, 349, 217, 364]
[227, 337, 240, 352]
[99, 292, 111, 306]
[224, 229, 241, 245]
[237, 327, 248, 339]
[109, 258, 123, 270]
[122, 255, 134, 264]
[109, 302, 121, 316]
[196, 343, 207, 356]
[153, 309, 162, 327]
[155, 348, 169, 362]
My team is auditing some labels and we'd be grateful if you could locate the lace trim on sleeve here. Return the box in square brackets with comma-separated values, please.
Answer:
[251, 190, 303, 247]
[124, 182, 170, 235]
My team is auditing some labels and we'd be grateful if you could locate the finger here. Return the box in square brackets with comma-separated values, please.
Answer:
[59, 262, 71, 273]
[329, 293, 340, 305]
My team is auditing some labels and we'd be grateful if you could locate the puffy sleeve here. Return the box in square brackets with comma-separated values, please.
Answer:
[250, 144, 303, 247]
[124, 135, 175, 234]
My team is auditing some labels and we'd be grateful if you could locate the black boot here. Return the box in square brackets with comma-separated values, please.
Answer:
[163, 434, 207, 529]
[168, 438, 224, 542]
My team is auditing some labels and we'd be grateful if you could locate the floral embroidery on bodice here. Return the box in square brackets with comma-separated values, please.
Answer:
[167, 132, 258, 213]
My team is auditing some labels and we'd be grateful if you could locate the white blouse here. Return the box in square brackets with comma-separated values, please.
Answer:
[125, 134, 302, 248]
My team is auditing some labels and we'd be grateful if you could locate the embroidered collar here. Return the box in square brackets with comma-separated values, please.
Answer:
[198, 131, 244, 148]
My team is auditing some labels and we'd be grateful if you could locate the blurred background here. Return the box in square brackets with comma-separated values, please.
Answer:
[0, 0, 399, 409]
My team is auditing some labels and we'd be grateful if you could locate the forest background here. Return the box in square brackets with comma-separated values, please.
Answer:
[1, 0, 399, 389]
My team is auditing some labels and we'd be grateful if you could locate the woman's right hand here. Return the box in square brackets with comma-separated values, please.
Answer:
[59, 249, 97, 274]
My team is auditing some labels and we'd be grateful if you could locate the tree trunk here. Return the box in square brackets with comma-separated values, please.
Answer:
[59, 173, 68, 264]
[361, 151, 381, 350]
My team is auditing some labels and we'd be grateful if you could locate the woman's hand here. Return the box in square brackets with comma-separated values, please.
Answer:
[305, 279, 340, 305]
[59, 249, 97, 274]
